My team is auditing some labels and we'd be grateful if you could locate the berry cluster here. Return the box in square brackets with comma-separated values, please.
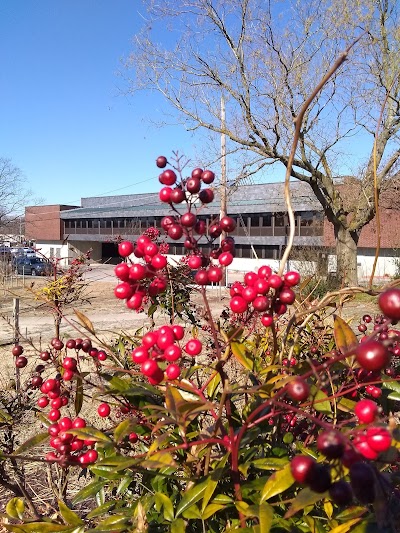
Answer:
[228, 267, 300, 323]
[290, 398, 393, 504]
[114, 234, 169, 311]
[131, 324, 202, 384]
[45, 415, 98, 467]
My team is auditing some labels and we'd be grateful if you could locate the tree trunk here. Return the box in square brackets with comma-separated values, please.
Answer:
[334, 224, 360, 286]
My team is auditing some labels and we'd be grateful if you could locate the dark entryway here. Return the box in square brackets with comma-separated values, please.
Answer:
[102, 242, 120, 264]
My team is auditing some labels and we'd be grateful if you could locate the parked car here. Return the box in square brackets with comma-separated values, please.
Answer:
[13, 256, 52, 276]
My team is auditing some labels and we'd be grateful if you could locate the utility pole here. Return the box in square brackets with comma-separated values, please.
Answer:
[220, 95, 228, 286]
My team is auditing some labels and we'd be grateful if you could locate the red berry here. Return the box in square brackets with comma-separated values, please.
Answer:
[186, 177, 201, 194]
[15, 356, 27, 368]
[156, 156, 167, 168]
[159, 169, 177, 186]
[159, 186, 172, 203]
[284, 271, 300, 287]
[261, 313, 273, 327]
[219, 216, 236, 233]
[114, 282, 134, 300]
[118, 241, 134, 257]
[317, 430, 346, 459]
[72, 417, 86, 429]
[355, 340, 390, 371]
[218, 252, 233, 266]
[40, 350, 50, 361]
[165, 364, 181, 380]
[244, 272, 258, 286]
[353, 435, 379, 460]
[278, 287, 296, 305]
[12, 345, 23, 356]
[252, 296, 269, 312]
[269, 274, 283, 289]
[168, 224, 184, 240]
[141, 359, 160, 378]
[170, 188, 185, 204]
[258, 265, 272, 279]
[37, 396, 49, 408]
[194, 269, 209, 285]
[378, 288, 400, 320]
[290, 455, 316, 484]
[48, 409, 61, 422]
[98, 403, 111, 418]
[172, 324, 184, 341]
[198, 188, 214, 204]
[287, 378, 310, 402]
[329, 480, 353, 506]
[181, 212, 197, 228]
[230, 296, 248, 314]
[208, 266, 222, 283]
[201, 169, 215, 184]
[151, 254, 167, 270]
[208, 223, 222, 239]
[132, 346, 149, 364]
[366, 426, 392, 452]
[184, 339, 202, 357]
[62, 357, 77, 371]
[355, 399, 378, 424]
[129, 432, 139, 443]
[349, 463, 375, 503]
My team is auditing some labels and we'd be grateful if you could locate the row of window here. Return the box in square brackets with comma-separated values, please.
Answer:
[64, 211, 323, 231]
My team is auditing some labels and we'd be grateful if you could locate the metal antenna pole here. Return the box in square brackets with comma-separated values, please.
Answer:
[220, 95, 228, 286]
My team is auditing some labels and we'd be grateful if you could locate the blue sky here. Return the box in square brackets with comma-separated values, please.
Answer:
[0, 1, 200, 209]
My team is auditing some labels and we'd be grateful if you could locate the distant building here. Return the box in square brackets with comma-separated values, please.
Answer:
[25, 182, 399, 278]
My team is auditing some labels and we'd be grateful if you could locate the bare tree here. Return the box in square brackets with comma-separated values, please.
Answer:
[0, 158, 32, 233]
[126, 0, 400, 285]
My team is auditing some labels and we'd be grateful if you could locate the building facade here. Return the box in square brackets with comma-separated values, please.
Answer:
[25, 182, 399, 278]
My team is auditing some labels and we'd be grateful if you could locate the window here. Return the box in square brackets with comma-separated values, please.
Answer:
[261, 214, 272, 226]
[274, 213, 286, 226]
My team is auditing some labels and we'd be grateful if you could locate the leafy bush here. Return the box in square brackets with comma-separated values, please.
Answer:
[1, 158, 400, 533]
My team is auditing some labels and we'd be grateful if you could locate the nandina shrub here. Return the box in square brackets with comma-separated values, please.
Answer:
[2, 157, 400, 533]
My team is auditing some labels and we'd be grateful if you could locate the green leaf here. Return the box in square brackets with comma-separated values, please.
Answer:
[0, 409, 13, 423]
[58, 501, 84, 526]
[69, 427, 111, 443]
[259, 502, 274, 533]
[201, 503, 226, 520]
[206, 371, 221, 399]
[93, 514, 129, 530]
[231, 341, 254, 371]
[5, 524, 73, 532]
[72, 480, 107, 504]
[113, 419, 136, 443]
[171, 519, 186, 533]
[333, 315, 357, 365]
[202, 454, 228, 512]
[310, 385, 332, 414]
[74, 375, 83, 417]
[6, 498, 25, 519]
[182, 505, 202, 519]
[155, 492, 174, 522]
[336, 507, 368, 521]
[12, 432, 48, 455]
[382, 379, 400, 394]
[74, 309, 95, 334]
[175, 479, 208, 517]
[337, 397, 357, 413]
[86, 501, 117, 519]
[251, 457, 288, 470]
[260, 464, 294, 503]
[329, 519, 363, 533]
[284, 487, 326, 518]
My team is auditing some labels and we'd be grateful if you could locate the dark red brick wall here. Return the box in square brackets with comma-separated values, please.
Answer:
[323, 209, 400, 249]
[25, 205, 77, 241]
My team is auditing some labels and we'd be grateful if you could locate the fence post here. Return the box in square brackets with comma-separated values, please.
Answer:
[13, 298, 21, 401]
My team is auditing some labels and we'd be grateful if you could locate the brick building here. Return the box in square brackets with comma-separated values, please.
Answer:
[25, 182, 399, 278]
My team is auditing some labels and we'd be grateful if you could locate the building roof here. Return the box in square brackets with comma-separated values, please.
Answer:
[60, 181, 322, 219]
